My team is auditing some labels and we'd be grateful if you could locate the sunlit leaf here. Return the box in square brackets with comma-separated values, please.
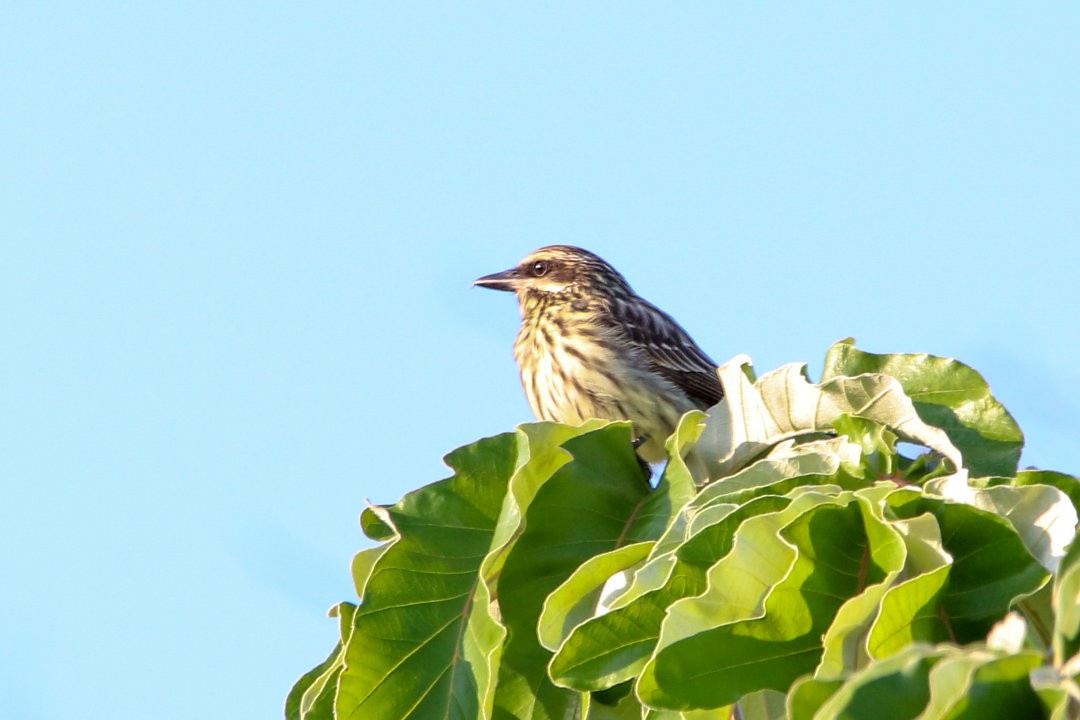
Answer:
[639, 495, 869, 709]
[337, 432, 518, 720]
[1053, 536, 1080, 666]
[544, 445, 852, 694]
[815, 486, 908, 677]
[538, 541, 653, 653]
[696, 353, 964, 480]
[887, 494, 1050, 643]
[822, 339, 1023, 477]
[492, 423, 653, 719]
[286, 603, 355, 720]
[1013, 469, 1080, 520]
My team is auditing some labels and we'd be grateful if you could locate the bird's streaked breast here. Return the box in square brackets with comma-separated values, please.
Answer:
[513, 302, 696, 462]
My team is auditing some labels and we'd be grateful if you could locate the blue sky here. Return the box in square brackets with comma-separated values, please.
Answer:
[3, 4, 1078, 718]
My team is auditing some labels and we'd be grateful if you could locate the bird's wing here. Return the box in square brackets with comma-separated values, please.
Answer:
[612, 297, 725, 408]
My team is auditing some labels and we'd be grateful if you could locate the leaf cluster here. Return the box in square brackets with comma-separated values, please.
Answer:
[288, 340, 1080, 719]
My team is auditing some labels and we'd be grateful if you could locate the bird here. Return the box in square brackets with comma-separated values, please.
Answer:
[474, 245, 723, 464]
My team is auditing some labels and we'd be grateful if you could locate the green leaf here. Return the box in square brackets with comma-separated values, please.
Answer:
[1014, 469, 1080, 520]
[694, 359, 829, 478]
[628, 410, 707, 539]
[822, 339, 1023, 478]
[337, 432, 518, 720]
[689, 436, 863, 513]
[482, 422, 611, 584]
[816, 487, 909, 677]
[547, 495, 788, 693]
[888, 494, 1050, 644]
[545, 443, 857, 695]
[831, 414, 898, 477]
[642, 707, 739, 720]
[580, 684, 648, 719]
[538, 541, 654, 653]
[286, 602, 355, 720]
[924, 650, 1044, 718]
[492, 423, 653, 720]
[804, 644, 1046, 719]
[920, 651, 991, 718]
[787, 676, 844, 720]
[696, 356, 963, 481]
[818, 373, 962, 472]
[859, 498, 954, 661]
[639, 494, 870, 710]
[809, 644, 940, 719]
[866, 564, 952, 657]
[1053, 534, 1080, 665]
[736, 689, 788, 720]
[350, 543, 388, 598]
[1030, 665, 1080, 720]
[952, 481, 1078, 574]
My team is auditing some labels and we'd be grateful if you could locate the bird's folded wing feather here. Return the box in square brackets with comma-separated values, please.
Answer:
[612, 298, 724, 408]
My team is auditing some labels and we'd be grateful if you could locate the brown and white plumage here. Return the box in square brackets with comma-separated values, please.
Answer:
[474, 245, 723, 462]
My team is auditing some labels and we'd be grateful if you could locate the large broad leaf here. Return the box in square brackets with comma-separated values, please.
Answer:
[789, 646, 939, 720]
[546, 496, 788, 694]
[532, 416, 710, 693]
[814, 487, 910, 678]
[543, 439, 860, 695]
[688, 436, 865, 513]
[1012, 470, 1080, 520]
[791, 644, 1044, 719]
[822, 339, 1023, 478]
[1053, 536, 1080, 667]
[885, 493, 1050, 644]
[695, 356, 963, 481]
[491, 423, 653, 720]
[638, 493, 873, 710]
[482, 422, 624, 586]
[538, 542, 654, 657]
[932, 476, 1078, 573]
[336, 432, 518, 720]
[630, 479, 1048, 711]
[693, 357, 825, 478]
[286, 602, 355, 720]
[626, 410, 707, 542]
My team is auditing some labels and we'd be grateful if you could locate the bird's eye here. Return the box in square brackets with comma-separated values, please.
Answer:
[531, 261, 550, 277]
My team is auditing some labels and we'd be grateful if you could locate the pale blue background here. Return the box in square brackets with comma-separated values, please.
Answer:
[3, 4, 1078, 718]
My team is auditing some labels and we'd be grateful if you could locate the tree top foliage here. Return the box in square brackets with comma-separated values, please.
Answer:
[288, 340, 1080, 720]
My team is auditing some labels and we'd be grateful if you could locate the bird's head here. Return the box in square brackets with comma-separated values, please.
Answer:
[474, 246, 631, 301]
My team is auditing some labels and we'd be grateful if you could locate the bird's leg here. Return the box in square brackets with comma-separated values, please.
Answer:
[632, 435, 655, 484]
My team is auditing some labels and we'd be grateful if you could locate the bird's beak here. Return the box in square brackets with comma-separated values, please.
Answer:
[473, 268, 521, 292]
